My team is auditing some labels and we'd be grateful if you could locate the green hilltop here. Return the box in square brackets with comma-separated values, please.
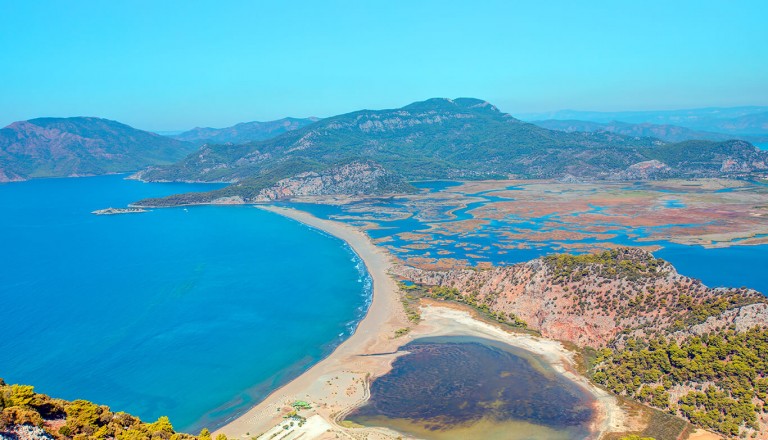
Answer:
[132, 98, 768, 206]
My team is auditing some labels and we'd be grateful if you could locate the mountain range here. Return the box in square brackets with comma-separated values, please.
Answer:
[0, 117, 195, 182]
[133, 98, 768, 206]
[518, 106, 768, 137]
[531, 119, 741, 143]
[3, 100, 767, 200]
[170, 117, 319, 145]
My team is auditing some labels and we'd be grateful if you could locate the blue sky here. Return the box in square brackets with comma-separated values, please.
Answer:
[1, 0, 766, 131]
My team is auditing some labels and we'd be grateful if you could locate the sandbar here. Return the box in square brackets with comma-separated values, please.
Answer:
[214, 205, 629, 440]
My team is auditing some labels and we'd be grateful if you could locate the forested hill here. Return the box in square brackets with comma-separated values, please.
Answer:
[171, 117, 319, 146]
[532, 119, 768, 146]
[0, 117, 196, 182]
[532, 119, 735, 143]
[396, 248, 768, 438]
[132, 98, 768, 207]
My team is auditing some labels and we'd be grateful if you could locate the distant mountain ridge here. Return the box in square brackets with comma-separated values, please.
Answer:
[171, 117, 319, 145]
[133, 97, 768, 207]
[0, 117, 196, 182]
[532, 119, 738, 143]
[518, 106, 768, 137]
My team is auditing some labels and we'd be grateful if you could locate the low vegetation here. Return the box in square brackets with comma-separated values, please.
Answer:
[0, 379, 222, 440]
[593, 328, 768, 437]
[544, 249, 668, 283]
[400, 247, 768, 437]
[399, 281, 529, 330]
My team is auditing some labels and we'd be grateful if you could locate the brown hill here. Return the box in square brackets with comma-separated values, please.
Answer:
[394, 248, 767, 348]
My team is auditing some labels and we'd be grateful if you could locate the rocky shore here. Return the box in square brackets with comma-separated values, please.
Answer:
[91, 207, 148, 215]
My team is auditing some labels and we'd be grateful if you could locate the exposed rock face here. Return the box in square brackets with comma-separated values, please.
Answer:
[394, 248, 767, 348]
[610, 160, 671, 180]
[138, 160, 413, 207]
[0, 425, 56, 440]
[247, 161, 408, 202]
[681, 302, 768, 336]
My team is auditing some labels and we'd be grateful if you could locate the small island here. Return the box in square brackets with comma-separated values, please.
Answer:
[91, 207, 149, 215]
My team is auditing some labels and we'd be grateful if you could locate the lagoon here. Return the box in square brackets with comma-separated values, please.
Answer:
[347, 336, 595, 440]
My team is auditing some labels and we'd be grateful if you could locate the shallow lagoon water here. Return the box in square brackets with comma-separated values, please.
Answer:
[347, 336, 594, 440]
[0, 175, 371, 431]
[286, 181, 768, 294]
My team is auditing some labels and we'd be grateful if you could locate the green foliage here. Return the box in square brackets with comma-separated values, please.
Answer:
[544, 249, 666, 283]
[0, 378, 219, 439]
[403, 283, 528, 329]
[619, 435, 655, 440]
[398, 282, 422, 323]
[133, 98, 768, 206]
[7, 385, 36, 408]
[148, 416, 175, 436]
[642, 140, 760, 169]
[394, 328, 411, 338]
[593, 328, 768, 437]
[1, 406, 44, 428]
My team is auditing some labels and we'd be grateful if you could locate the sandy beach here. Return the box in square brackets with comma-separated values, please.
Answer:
[215, 205, 630, 440]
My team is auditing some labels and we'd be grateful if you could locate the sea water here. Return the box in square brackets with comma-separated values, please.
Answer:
[0, 175, 371, 432]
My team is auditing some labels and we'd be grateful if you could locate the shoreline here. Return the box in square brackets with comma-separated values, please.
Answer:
[216, 205, 629, 439]
[215, 205, 411, 438]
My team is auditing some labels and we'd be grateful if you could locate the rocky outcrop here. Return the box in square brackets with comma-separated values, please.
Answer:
[394, 248, 768, 348]
[610, 160, 671, 180]
[246, 161, 409, 202]
[91, 207, 148, 215]
[0, 425, 55, 440]
[137, 160, 414, 207]
[680, 302, 768, 336]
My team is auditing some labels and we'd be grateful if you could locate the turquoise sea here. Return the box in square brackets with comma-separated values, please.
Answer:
[2, 175, 765, 436]
[0, 175, 371, 432]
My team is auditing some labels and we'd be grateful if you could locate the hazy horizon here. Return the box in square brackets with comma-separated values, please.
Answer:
[4, 100, 768, 134]
[2, 0, 767, 131]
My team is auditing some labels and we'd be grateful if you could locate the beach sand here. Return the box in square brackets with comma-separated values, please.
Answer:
[213, 205, 632, 439]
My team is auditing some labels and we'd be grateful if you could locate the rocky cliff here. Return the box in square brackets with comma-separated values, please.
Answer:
[394, 248, 767, 348]
[136, 160, 413, 206]
[395, 248, 768, 437]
